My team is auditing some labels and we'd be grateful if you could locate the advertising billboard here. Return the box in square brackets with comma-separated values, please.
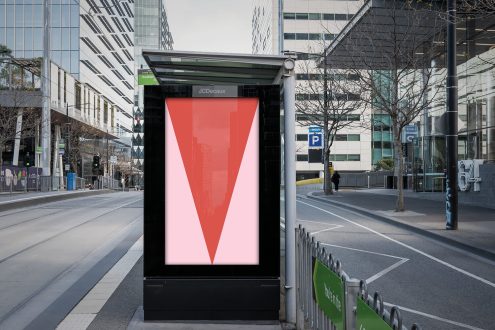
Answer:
[165, 98, 259, 265]
[143, 85, 280, 320]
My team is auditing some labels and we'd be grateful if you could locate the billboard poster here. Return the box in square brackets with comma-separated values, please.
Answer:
[164, 98, 259, 265]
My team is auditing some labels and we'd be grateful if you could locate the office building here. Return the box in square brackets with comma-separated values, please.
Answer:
[252, 0, 370, 179]
[0, 0, 135, 179]
[132, 0, 173, 186]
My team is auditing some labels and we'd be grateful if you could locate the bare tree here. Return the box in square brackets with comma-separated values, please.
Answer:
[296, 53, 368, 194]
[64, 120, 106, 175]
[0, 88, 41, 168]
[327, 1, 445, 210]
[458, 0, 495, 15]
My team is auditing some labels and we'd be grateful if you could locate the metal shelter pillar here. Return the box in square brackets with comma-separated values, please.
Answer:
[283, 59, 296, 324]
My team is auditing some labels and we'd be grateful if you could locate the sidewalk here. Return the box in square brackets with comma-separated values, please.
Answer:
[305, 187, 495, 261]
[0, 189, 117, 211]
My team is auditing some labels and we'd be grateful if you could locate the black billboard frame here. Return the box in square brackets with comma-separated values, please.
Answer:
[143, 85, 281, 320]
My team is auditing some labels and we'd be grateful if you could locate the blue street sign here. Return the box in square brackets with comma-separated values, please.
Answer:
[309, 126, 322, 133]
[308, 133, 323, 148]
[402, 125, 418, 143]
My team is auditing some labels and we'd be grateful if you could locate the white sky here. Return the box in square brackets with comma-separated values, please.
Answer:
[166, 0, 253, 54]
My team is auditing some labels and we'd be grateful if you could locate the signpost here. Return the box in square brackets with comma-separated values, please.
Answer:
[402, 124, 418, 143]
[308, 126, 323, 148]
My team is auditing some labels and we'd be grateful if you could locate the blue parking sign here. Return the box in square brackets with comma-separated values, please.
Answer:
[308, 133, 323, 148]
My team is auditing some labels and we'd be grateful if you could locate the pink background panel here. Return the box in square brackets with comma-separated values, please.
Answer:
[213, 107, 259, 264]
[165, 106, 210, 265]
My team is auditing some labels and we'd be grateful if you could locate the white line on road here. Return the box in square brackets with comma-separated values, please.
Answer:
[320, 243, 409, 283]
[311, 225, 343, 235]
[320, 243, 405, 260]
[298, 219, 340, 227]
[298, 200, 495, 289]
[366, 258, 409, 284]
[383, 302, 486, 330]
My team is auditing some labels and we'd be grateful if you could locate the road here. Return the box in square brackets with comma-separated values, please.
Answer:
[0, 191, 143, 330]
[295, 195, 495, 330]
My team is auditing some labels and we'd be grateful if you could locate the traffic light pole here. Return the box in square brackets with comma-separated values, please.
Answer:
[41, 0, 51, 176]
[445, 0, 458, 230]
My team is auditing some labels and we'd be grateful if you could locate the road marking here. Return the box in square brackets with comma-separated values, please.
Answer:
[383, 302, 485, 330]
[366, 258, 409, 284]
[320, 243, 409, 283]
[57, 236, 143, 330]
[298, 199, 495, 289]
[298, 219, 339, 227]
[320, 243, 405, 260]
[311, 225, 343, 235]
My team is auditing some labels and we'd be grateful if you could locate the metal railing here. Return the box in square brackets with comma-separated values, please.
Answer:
[0, 175, 87, 193]
[296, 225, 422, 330]
[340, 171, 394, 189]
[83, 175, 121, 190]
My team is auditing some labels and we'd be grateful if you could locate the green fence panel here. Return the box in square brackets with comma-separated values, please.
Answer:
[312, 259, 345, 330]
[356, 296, 393, 330]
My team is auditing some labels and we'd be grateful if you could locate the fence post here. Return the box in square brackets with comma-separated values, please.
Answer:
[345, 278, 360, 330]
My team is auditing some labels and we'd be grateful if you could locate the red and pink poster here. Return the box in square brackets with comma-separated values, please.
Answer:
[165, 98, 259, 265]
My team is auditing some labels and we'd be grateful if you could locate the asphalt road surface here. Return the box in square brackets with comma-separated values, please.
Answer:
[0, 191, 143, 330]
[296, 195, 495, 330]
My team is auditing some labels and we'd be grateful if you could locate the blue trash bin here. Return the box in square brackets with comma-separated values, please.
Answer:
[67, 172, 76, 190]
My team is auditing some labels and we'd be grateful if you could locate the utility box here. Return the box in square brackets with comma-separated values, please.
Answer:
[143, 85, 281, 321]
[67, 172, 76, 191]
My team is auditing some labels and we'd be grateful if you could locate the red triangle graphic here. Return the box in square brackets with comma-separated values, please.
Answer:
[167, 98, 258, 263]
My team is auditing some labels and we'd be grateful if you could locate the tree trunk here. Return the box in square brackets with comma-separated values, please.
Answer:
[394, 132, 405, 211]
[324, 148, 333, 195]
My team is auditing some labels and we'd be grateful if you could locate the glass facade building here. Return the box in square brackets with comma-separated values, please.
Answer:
[132, 0, 173, 185]
[0, 1, 80, 76]
[0, 0, 135, 134]
[412, 14, 495, 191]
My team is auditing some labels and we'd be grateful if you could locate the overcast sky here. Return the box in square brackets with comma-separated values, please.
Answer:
[166, 0, 253, 54]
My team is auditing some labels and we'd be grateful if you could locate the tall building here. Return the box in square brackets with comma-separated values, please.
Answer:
[0, 1, 135, 180]
[252, 0, 280, 55]
[133, 0, 173, 185]
[252, 0, 369, 179]
[0, 0, 135, 135]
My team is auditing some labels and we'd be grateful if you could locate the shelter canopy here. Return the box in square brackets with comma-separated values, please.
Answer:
[323, 0, 495, 70]
[142, 50, 290, 85]
[323, 0, 445, 69]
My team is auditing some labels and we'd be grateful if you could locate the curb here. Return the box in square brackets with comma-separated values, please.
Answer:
[305, 191, 495, 263]
[0, 190, 117, 212]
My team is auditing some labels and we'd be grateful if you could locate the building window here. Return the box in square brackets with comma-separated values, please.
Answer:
[75, 82, 81, 109]
[296, 134, 307, 141]
[104, 100, 108, 124]
[296, 154, 309, 161]
[329, 154, 360, 161]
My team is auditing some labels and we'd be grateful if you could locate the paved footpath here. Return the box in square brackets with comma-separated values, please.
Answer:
[0, 189, 118, 211]
[304, 187, 495, 261]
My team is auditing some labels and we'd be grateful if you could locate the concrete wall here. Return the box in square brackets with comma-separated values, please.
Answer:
[459, 163, 495, 209]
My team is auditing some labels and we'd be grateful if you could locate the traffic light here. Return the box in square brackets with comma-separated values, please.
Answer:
[93, 155, 100, 169]
[24, 152, 33, 168]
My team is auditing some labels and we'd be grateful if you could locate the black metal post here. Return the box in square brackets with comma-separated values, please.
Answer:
[323, 53, 330, 194]
[66, 103, 70, 175]
[446, 0, 458, 230]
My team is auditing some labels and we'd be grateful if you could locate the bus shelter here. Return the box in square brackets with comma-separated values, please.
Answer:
[141, 50, 297, 322]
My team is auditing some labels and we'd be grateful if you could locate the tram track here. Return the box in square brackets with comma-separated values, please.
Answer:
[0, 196, 142, 266]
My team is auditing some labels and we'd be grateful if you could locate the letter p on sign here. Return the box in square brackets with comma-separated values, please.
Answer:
[308, 133, 323, 148]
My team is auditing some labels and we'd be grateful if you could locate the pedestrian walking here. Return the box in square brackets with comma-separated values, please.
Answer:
[331, 171, 341, 192]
